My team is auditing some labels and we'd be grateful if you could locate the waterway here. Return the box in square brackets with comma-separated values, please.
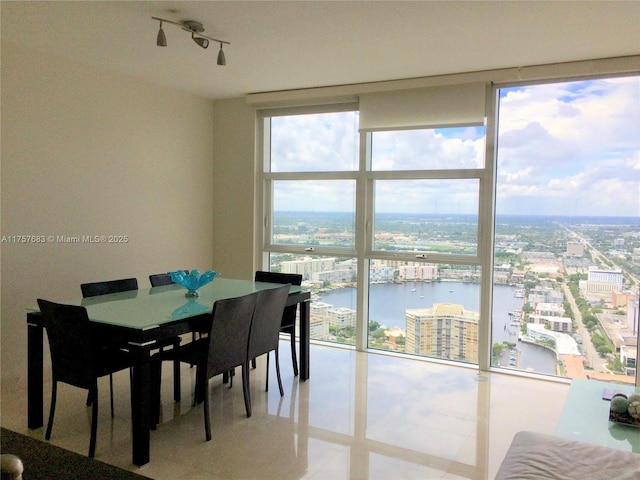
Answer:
[317, 281, 558, 375]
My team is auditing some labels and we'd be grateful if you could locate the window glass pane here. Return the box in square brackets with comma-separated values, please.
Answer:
[371, 127, 485, 171]
[272, 180, 355, 248]
[493, 76, 640, 381]
[270, 253, 358, 346]
[373, 179, 479, 255]
[270, 111, 359, 172]
[357, 261, 482, 363]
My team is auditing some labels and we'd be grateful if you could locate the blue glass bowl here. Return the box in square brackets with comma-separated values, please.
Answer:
[169, 270, 220, 297]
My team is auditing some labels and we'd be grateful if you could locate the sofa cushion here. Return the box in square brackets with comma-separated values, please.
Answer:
[496, 430, 640, 480]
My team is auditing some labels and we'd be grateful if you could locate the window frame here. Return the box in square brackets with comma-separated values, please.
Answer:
[255, 66, 639, 384]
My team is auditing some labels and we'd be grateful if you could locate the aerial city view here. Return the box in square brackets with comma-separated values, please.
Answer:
[270, 213, 640, 382]
[264, 75, 639, 382]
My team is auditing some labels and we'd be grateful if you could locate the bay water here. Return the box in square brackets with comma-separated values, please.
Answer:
[318, 281, 557, 375]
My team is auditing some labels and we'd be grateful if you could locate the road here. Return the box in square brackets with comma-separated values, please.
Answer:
[562, 283, 606, 372]
[564, 226, 639, 290]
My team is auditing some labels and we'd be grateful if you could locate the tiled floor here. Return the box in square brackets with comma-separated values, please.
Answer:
[1, 342, 569, 479]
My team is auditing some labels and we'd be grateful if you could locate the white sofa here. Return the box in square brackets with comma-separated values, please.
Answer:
[495, 430, 640, 480]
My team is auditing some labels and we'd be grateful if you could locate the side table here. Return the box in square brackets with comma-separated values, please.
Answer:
[556, 378, 640, 452]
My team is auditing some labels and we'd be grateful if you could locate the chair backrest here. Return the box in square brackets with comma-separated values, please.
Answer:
[205, 291, 260, 379]
[37, 299, 97, 389]
[149, 273, 174, 287]
[254, 271, 302, 287]
[254, 271, 302, 329]
[80, 278, 138, 298]
[248, 284, 291, 360]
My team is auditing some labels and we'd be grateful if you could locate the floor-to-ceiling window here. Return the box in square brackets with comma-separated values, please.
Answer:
[258, 70, 639, 384]
[365, 126, 487, 365]
[260, 106, 360, 346]
[491, 76, 640, 383]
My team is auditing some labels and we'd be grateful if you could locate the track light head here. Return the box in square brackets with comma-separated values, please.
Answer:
[192, 34, 209, 49]
[217, 43, 226, 66]
[156, 22, 167, 47]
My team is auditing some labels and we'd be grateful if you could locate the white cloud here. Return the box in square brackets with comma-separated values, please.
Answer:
[270, 76, 639, 217]
[496, 76, 639, 216]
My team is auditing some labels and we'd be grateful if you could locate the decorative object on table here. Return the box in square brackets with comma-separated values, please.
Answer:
[628, 393, 640, 419]
[609, 392, 640, 427]
[169, 270, 220, 298]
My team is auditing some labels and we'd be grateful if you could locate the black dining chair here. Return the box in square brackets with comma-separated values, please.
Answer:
[148, 273, 175, 287]
[81, 277, 182, 401]
[254, 271, 303, 376]
[150, 291, 259, 440]
[80, 277, 139, 298]
[249, 284, 291, 397]
[149, 271, 189, 288]
[37, 299, 132, 458]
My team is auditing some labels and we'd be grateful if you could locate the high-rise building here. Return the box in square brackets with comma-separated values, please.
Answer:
[405, 303, 479, 363]
[398, 264, 438, 281]
[281, 257, 336, 281]
[583, 267, 624, 293]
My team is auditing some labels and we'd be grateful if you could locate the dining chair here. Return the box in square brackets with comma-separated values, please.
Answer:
[150, 291, 259, 441]
[37, 299, 132, 458]
[81, 277, 182, 402]
[254, 271, 303, 376]
[150, 271, 200, 348]
[80, 277, 139, 298]
[148, 273, 174, 287]
[248, 284, 291, 397]
[148, 271, 189, 288]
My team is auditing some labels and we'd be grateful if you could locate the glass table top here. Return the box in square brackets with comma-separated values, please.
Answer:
[30, 278, 303, 330]
[556, 378, 640, 452]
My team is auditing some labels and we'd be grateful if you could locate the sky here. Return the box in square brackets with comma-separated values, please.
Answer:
[496, 77, 639, 217]
[270, 76, 639, 217]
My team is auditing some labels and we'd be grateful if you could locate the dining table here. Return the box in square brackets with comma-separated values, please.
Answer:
[26, 277, 311, 466]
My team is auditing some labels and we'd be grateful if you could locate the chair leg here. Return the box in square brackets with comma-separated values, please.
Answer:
[190, 332, 197, 368]
[173, 338, 181, 402]
[194, 364, 207, 406]
[265, 353, 270, 392]
[227, 368, 235, 389]
[45, 380, 58, 440]
[88, 386, 98, 458]
[274, 346, 284, 397]
[203, 377, 211, 442]
[289, 333, 299, 377]
[241, 364, 251, 418]
[251, 358, 257, 369]
[109, 374, 115, 418]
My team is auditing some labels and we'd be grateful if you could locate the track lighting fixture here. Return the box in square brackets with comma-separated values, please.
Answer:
[152, 17, 229, 64]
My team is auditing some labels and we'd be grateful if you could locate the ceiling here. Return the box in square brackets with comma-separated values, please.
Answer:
[2, 1, 639, 100]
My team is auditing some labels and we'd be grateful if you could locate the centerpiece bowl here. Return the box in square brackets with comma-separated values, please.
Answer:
[169, 269, 220, 298]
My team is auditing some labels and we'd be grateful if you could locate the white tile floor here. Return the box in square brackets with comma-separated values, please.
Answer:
[1, 342, 569, 479]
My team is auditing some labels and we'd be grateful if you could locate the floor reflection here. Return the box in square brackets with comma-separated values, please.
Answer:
[1, 342, 568, 479]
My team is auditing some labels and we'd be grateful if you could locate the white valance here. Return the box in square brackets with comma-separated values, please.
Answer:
[358, 83, 486, 131]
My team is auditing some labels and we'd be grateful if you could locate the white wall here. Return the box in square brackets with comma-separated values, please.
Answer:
[0, 42, 216, 382]
[211, 97, 257, 280]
